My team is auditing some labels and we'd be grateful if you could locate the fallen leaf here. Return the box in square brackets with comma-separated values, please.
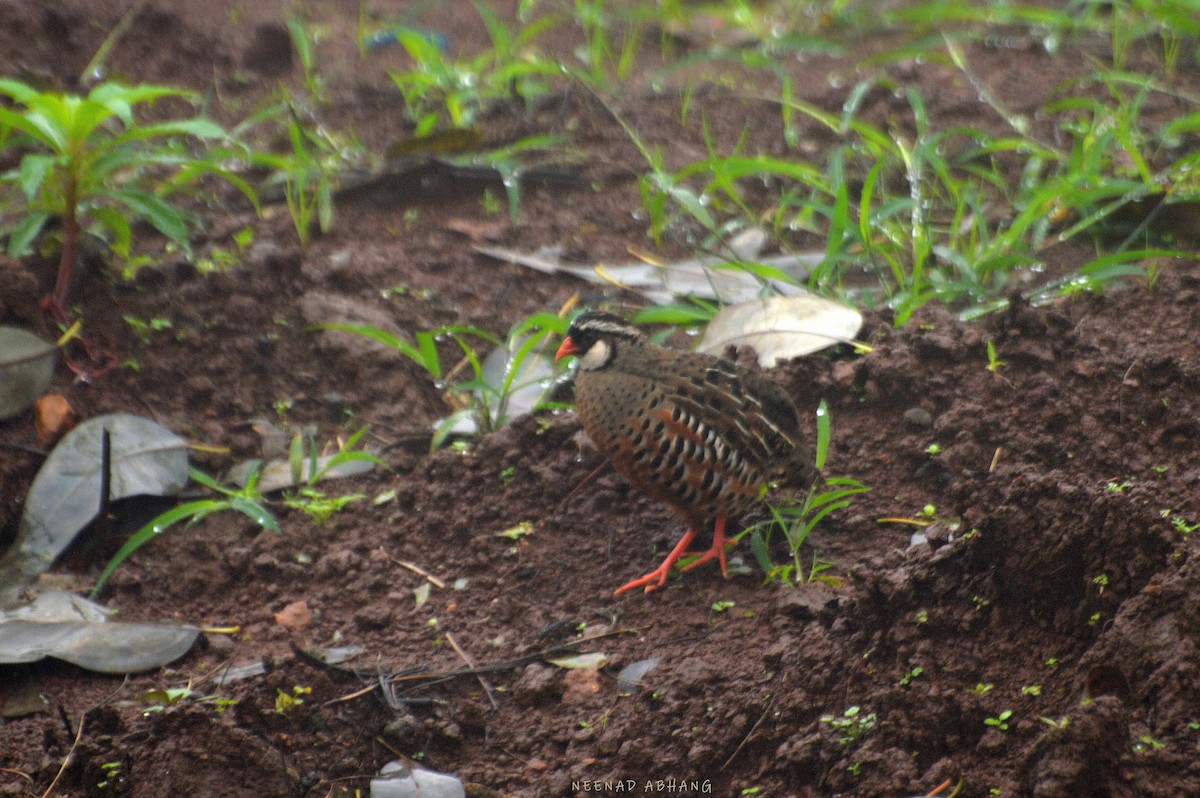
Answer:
[0, 327, 56, 420]
[697, 295, 863, 367]
[0, 591, 198, 674]
[0, 414, 189, 603]
[445, 217, 506, 242]
[546, 652, 608, 669]
[616, 657, 661, 695]
[475, 240, 822, 305]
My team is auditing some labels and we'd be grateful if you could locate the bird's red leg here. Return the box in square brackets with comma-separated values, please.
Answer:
[680, 517, 732, 579]
[613, 528, 698, 596]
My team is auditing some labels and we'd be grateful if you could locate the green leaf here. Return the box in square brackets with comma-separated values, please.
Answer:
[310, 323, 426, 367]
[15, 153, 55, 201]
[88, 82, 194, 115]
[111, 118, 229, 146]
[90, 499, 226, 597]
[289, 432, 305, 487]
[317, 176, 333, 233]
[12, 107, 68, 152]
[750, 528, 773, 576]
[228, 495, 280, 533]
[90, 206, 132, 258]
[0, 77, 39, 104]
[64, 97, 123, 145]
[814, 400, 831, 472]
[110, 188, 190, 247]
[6, 211, 51, 257]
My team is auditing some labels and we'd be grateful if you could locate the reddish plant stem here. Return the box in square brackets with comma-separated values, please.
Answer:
[51, 173, 79, 315]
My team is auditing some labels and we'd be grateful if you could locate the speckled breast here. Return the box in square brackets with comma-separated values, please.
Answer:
[575, 366, 774, 530]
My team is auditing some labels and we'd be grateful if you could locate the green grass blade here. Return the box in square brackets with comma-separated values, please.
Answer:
[90, 499, 227, 597]
[814, 400, 831, 472]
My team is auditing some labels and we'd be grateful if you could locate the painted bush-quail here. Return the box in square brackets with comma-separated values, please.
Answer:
[555, 311, 802, 595]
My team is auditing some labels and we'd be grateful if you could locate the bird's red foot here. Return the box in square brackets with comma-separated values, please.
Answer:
[680, 517, 732, 578]
[613, 528, 698, 596]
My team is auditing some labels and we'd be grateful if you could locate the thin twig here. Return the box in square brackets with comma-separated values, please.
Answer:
[721, 696, 773, 770]
[41, 712, 85, 798]
[445, 632, 499, 710]
[561, 461, 609, 507]
[393, 558, 447, 589]
[326, 683, 379, 705]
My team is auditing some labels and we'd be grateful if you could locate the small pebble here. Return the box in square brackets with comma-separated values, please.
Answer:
[903, 407, 934, 428]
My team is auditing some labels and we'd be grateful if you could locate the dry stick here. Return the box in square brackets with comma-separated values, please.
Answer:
[41, 674, 130, 798]
[924, 778, 958, 797]
[40, 712, 85, 798]
[445, 632, 499, 710]
[561, 461, 610, 506]
[393, 558, 447, 589]
[313, 629, 633, 705]
[720, 697, 773, 771]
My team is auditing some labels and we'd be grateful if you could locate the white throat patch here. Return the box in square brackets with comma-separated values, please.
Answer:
[578, 338, 612, 371]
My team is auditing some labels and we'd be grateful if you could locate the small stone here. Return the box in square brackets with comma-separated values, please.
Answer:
[831, 360, 857, 386]
[382, 710, 422, 743]
[273, 600, 311, 629]
[903, 407, 933, 427]
[512, 664, 559, 706]
[562, 668, 601, 704]
[353, 603, 392, 631]
[205, 633, 237, 657]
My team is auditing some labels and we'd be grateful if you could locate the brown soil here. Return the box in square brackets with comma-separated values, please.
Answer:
[2, 2, 1199, 797]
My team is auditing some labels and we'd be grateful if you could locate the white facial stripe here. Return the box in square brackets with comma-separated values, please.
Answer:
[579, 338, 612, 371]
[578, 320, 638, 338]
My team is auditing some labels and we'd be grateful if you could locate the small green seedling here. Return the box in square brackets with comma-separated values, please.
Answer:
[123, 315, 172, 344]
[275, 685, 311, 714]
[1173, 517, 1199, 537]
[97, 761, 124, 791]
[985, 710, 1013, 731]
[281, 426, 383, 524]
[746, 400, 869, 586]
[821, 705, 877, 745]
[985, 340, 1006, 374]
[1133, 735, 1165, 753]
[497, 520, 535, 540]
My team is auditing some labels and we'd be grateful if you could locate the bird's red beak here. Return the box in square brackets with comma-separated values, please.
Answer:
[555, 336, 580, 362]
